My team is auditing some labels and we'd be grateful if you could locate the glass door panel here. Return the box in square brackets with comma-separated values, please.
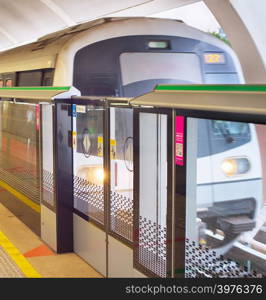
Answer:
[110, 107, 133, 242]
[73, 104, 105, 225]
[136, 112, 169, 277]
[186, 117, 266, 278]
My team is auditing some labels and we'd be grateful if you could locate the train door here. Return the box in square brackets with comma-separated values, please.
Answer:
[108, 107, 134, 277]
[133, 109, 173, 277]
[72, 102, 107, 276]
[72, 100, 135, 277]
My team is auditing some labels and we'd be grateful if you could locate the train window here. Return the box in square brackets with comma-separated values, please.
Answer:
[42, 69, 54, 86]
[120, 53, 202, 97]
[198, 119, 251, 157]
[84, 73, 118, 96]
[212, 121, 250, 138]
[0, 73, 16, 87]
[5, 79, 13, 87]
[17, 70, 42, 86]
[210, 120, 251, 154]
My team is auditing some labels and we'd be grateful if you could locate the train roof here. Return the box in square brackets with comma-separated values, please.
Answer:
[37, 17, 184, 44]
[0, 17, 184, 55]
[130, 84, 266, 118]
[0, 17, 237, 76]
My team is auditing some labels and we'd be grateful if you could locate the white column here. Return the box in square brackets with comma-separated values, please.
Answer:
[204, 0, 266, 83]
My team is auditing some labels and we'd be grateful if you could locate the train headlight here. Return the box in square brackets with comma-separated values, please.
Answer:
[221, 158, 250, 176]
[95, 168, 104, 182]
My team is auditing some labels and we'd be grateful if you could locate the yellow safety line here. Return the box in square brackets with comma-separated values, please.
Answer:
[0, 180, 40, 213]
[0, 231, 41, 278]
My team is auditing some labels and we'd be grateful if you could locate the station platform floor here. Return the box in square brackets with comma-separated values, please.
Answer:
[0, 201, 102, 278]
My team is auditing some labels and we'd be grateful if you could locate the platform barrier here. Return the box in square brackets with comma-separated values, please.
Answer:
[0, 86, 80, 250]
[0, 85, 265, 278]
[131, 84, 266, 278]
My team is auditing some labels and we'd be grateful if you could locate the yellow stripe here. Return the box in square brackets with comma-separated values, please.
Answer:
[0, 231, 41, 278]
[0, 180, 40, 213]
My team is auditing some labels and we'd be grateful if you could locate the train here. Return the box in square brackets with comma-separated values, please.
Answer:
[197, 120, 262, 254]
[0, 17, 243, 91]
[0, 17, 259, 257]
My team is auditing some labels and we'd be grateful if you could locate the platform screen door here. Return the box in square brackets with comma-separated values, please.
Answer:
[134, 110, 172, 277]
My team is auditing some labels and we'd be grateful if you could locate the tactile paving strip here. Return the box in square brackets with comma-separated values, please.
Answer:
[0, 246, 24, 278]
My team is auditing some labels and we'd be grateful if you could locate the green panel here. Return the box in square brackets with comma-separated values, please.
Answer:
[155, 84, 266, 92]
[0, 86, 70, 91]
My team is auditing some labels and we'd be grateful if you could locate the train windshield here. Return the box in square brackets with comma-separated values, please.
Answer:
[198, 120, 251, 158]
[120, 52, 202, 97]
[211, 121, 250, 140]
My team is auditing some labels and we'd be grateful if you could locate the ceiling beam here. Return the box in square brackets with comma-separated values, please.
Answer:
[108, 0, 200, 17]
[0, 26, 17, 44]
[40, 0, 77, 27]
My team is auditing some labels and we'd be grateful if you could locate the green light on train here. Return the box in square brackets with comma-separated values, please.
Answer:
[148, 41, 169, 49]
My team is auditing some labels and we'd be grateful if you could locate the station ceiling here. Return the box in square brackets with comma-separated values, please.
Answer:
[0, 0, 199, 52]
[0, 0, 265, 83]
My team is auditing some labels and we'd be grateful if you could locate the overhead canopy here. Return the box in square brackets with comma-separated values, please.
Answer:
[131, 84, 266, 116]
[0, 86, 79, 101]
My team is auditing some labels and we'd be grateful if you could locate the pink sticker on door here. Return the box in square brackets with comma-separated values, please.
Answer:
[175, 116, 184, 166]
